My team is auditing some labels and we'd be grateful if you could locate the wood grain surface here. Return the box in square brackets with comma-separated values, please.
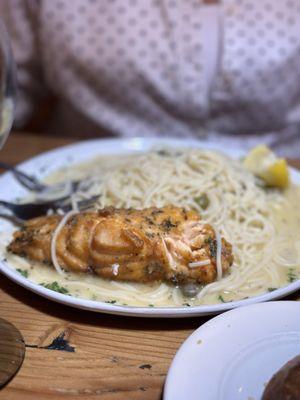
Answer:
[0, 132, 299, 400]
[0, 318, 25, 387]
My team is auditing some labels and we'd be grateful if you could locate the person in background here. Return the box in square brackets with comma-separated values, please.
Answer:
[0, 0, 300, 156]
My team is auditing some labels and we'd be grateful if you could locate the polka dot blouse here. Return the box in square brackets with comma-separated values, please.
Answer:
[1, 0, 300, 156]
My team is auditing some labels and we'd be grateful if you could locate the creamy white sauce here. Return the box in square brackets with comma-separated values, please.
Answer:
[1, 150, 300, 307]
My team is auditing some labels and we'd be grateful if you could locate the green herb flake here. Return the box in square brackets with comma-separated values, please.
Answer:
[205, 237, 217, 259]
[287, 268, 297, 283]
[255, 177, 271, 190]
[194, 193, 210, 210]
[148, 304, 154, 307]
[218, 295, 226, 303]
[160, 218, 178, 232]
[105, 300, 117, 304]
[267, 287, 277, 292]
[41, 281, 69, 294]
[182, 302, 191, 307]
[16, 268, 28, 278]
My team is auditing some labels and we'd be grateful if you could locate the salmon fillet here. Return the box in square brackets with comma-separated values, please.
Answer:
[7, 206, 233, 285]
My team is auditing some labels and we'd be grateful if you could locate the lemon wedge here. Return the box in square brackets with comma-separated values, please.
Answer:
[243, 145, 289, 189]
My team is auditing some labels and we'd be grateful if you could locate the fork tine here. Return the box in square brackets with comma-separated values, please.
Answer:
[58, 195, 99, 213]
[0, 200, 53, 219]
[78, 195, 100, 210]
[0, 195, 100, 221]
[0, 162, 81, 193]
[0, 162, 45, 191]
[13, 170, 45, 191]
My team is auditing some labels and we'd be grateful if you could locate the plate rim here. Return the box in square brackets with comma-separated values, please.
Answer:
[1, 137, 300, 317]
[163, 300, 300, 399]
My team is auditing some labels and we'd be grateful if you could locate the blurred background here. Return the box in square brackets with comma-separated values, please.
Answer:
[0, 0, 300, 155]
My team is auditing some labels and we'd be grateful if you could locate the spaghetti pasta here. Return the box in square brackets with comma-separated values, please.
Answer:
[2, 148, 300, 307]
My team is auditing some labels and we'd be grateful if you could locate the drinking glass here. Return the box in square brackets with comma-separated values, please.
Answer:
[0, 19, 16, 150]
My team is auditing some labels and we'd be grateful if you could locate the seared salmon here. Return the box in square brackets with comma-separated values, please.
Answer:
[8, 206, 233, 284]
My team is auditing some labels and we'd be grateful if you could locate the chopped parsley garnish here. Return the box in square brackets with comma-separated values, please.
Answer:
[144, 217, 155, 226]
[182, 302, 191, 307]
[194, 193, 210, 210]
[287, 268, 297, 283]
[41, 281, 69, 294]
[218, 295, 226, 303]
[105, 300, 116, 304]
[148, 304, 154, 307]
[160, 218, 178, 232]
[255, 178, 268, 189]
[205, 237, 217, 259]
[16, 268, 28, 278]
[268, 287, 277, 292]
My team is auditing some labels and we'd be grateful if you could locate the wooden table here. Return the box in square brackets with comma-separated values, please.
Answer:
[0, 132, 299, 400]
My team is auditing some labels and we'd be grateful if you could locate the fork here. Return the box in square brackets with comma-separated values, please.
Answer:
[0, 161, 80, 195]
[0, 196, 99, 220]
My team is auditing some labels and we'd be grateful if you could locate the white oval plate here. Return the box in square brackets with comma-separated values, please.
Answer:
[164, 301, 300, 399]
[0, 138, 300, 317]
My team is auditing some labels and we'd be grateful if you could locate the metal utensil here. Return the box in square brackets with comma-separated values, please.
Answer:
[0, 161, 48, 191]
[0, 317, 25, 388]
[0, 195, 99, 220]
[0, 161, 82, 200]
[0, 162, 81, 195]
[0, 19, 17, 150]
